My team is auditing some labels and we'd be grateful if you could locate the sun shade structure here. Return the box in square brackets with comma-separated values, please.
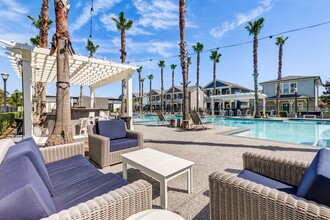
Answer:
[210, 92, 267, 116]
[0, 39, 138, 137]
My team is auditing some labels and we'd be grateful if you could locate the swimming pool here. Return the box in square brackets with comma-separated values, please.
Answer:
[133, 114, 330, 146]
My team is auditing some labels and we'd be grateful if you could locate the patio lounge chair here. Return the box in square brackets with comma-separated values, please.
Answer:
[156, 111, 170, 125]
[209, 150, 330, 220]
[88, 119, 143, 167]
[190, 110, 215, 130]
[0, 138, 152, 220]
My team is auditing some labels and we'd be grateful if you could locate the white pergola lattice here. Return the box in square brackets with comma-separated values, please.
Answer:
[210, 92, 268, 116]
[0, 39, 137, 137]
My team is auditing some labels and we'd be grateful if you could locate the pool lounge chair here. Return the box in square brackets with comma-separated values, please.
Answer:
[190, 111, 215, 130]
[156, 111, 170, 125]
[209, 150, 330, 220]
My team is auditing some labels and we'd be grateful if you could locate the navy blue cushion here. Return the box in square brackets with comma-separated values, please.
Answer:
[238, 169, 297, 195]
[46, 155, 103, 192]
[0, 156, 56, 220]
[296, 148, 330, 206]
[97, 120, 127, 140]
[53, 172, 129, 212]
[110, 138, 138, 152]
[3, 137, 54, 195]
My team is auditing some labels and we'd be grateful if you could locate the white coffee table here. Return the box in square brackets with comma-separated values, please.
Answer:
[122, 148, 194, 209]
[126, 209, 185, 220]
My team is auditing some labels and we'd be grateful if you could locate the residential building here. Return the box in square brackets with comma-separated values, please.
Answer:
[203, 79, 252, 112]
[260, 75, 322, 113]
[144, 89, 162, 111]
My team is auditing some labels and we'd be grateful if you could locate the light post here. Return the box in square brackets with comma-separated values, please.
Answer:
[14, 89, 19, 110]
[1, 73, 9, 112]
[294, 87, 298, 114]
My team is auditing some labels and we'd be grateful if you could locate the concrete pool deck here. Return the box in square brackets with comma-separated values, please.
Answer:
[104, 124, 319, 219]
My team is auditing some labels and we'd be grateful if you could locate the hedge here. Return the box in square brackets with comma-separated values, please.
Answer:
[0, 111, 23, 135]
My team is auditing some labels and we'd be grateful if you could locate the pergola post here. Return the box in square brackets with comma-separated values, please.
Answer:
[126, 74, 134, 130]
[22, 50, 33, 138]
[262, 98, 266, 117]
[211, 97, 214, 116]
[90, 87, 95, 108]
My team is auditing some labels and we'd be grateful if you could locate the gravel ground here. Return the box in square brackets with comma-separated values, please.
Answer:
[102, 124, 319, 220]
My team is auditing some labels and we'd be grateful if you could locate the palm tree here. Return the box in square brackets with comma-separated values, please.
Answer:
[192, 42, 204, 112]
[158, 60, 165, 112]
[85, 39, 99, 58]
[112, 12, 133, 115]
[179, 0, 189, 128]
[187, 56, 191, 76]
[28, 6, 53, 119]
[209, 50, 222, 96]
[140, 78, 145, 112]
[170, 64, 177, 113]
[275, 36, 289, 116]
[46, 0, 73, 146]
[245, 17, 265, 118]
[147, 74, 154, 112]
[137, 66, 143, 113]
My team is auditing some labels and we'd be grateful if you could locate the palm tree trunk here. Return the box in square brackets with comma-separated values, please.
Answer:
[149, 80, 152, 113]
[253, 34, 260, 118]
[213, 61, 216, 95]
[196, 52, 200, 112]
[46, 1, 73, 146]
[276, 44, 283, 116]
[120, 28, 127, 115]
[161, 68, 164, 112]
[172, 70, 174, 113]
[141, 81, 144, 112]
[139, 73, 141, 113]
[179, 0, 189, 128]
[79, 85, 83, 106]
[37, 0, 49, 119]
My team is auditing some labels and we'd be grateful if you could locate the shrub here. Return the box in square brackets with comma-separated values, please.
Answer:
[279, 111, 287, 117]
[0, 111, 22, 135]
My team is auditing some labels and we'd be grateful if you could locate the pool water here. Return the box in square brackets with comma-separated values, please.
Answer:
[133, 114, 330, 146]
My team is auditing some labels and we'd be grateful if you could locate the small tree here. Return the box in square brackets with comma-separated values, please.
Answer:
[170, 64, 177, 113]
[158, 60, 165, 112]
[192, 42, 204, 112]
[148, 74, 154, 112]
[321, 79, 330, 111]
[140, 78, 145, 112]
[85, 39, 99, 58]
[210, 50, 222, 96]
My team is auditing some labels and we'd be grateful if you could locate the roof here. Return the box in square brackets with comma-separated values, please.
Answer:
[0, 40, 138, 89]
[260, 75, 322, 85]
[165, 85, 201, 94]
[203, 79, 252, 91]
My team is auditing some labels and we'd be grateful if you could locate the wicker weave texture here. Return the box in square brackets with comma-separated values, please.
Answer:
[42, 180, 152, 220]
[40, 142, 85, 163]
[243, 152, 309, 187]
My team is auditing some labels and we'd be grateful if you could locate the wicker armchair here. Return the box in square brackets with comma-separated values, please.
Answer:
[87, 122, 143, 168]
[40, 142, 152, 220]
[209, 152, 330, 220]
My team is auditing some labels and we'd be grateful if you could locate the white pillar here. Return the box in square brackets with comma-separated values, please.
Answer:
[262, 98, 266, 117]
[90, 87, 95, 108]
[22, 53, 33, 138]
[211, 97, 214, 116]
[126, 74, 134, 130]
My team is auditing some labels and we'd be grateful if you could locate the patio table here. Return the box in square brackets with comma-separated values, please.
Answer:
[122, 148, 194, 209]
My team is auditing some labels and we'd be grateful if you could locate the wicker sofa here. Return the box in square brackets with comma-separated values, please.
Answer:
[209, 151, 330, 220]
[0, 138, 152, 220]
[88, 120, 143, 168]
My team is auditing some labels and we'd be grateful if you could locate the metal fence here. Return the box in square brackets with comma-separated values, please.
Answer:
[0, 106, 18, 113]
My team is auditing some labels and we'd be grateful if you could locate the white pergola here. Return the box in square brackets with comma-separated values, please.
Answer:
[210, 92, 268, 116]
[0, 40, 138, 138]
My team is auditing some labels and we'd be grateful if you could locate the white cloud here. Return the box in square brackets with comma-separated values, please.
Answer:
[210, 0, 273, 38]
[133, 0, 197, 30]
[71, 0, 121, 33]
[76, 1, 82, 9]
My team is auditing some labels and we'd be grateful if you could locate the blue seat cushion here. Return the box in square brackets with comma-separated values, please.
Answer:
[97, 120, 127, 140]
[110, 138, 138, 152]
[46, 155, 103, 192]
[238, 169, 297, 195]
[53, 172, 129, 212]
[3, 137, 54, 195]
[0, 156, 56, 219]
[296, 148, 330, 206]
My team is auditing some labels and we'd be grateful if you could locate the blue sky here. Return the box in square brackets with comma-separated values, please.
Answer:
[0, 0, 330, 98]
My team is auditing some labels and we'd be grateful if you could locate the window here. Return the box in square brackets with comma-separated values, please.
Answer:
[281, 82, 297, 94]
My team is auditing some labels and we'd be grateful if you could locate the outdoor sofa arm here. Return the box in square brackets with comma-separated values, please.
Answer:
[42, 180, 152, 220]
[209, 171, 330, 220]
[88, 133, 110, 168]
[40, 142, 85, 164]
[243, 152, 310, 187]
[126, 130, 144, 148]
